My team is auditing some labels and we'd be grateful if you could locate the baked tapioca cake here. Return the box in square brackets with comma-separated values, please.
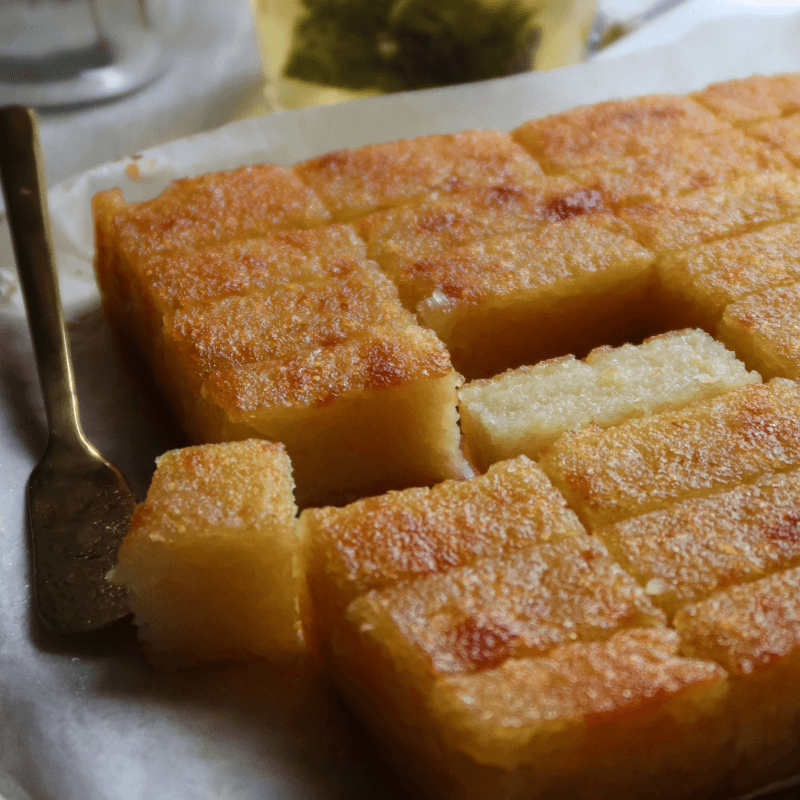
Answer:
[539, 379, 800, 528]
[299, 456, 584, 645]
[567, 129, 792, 210]
[596, 468, 800, 617]
[293, 129, 543, 221]
[693, 73, 800, 126]
[675, 566, 800, 792]
[353, 179, 602, 298]
[657, 219, 800, 332]
[718, 282, 800, 381]
[93, 165, 330, 331]
[199, 323, 469, 509]
[336, 598, 729, 800]
[618, 171, 800, 255]
[109, 440, 303, 669]
[459, 329, 759, 471]
[749, 115, 800, 167]
[403, 216, 655, 379]
[511, 94, 728, 173]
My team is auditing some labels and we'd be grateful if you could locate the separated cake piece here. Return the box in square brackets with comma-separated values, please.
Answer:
[401, 216, 655, 379]
[657, 219, 800, 332]
[693, 73, 800, 126]
[110, 440, 303, 668]
[718, 282, 800, 380]
[293, 129, 543, 221]
[596, 468, 800, 617]
[567, 129, 791, 210]
[299, 456, 584, 645]
[458, 329, 759, 471]
[538, 379, 800, 528]
[512, 94, 728, 173]
[618, 172, 800, 255]
[675, 565, 800, 792]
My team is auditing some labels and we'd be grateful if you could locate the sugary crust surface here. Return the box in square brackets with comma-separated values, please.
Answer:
[597, 469, 800, 616]
[301, 457, 584, 612]
[749, 115, 800, 166]
[350, 537, 664, 675]
[718, 282, 800, 380]
[693, 73, 800, 125]
[437, 628, 727, 767]
[293, 129, 543, 220]
[675, 565, 800, 675]
[201, 323, 453, 414]
[512, 95, 728, 172]
[539, 380, 800, 528]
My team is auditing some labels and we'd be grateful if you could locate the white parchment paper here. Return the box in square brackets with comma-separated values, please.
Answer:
[3, 14, 800, 800]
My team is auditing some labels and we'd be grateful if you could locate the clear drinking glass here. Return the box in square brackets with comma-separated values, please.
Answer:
[250, 0, 597, 111]
[0, 0, 165, 108]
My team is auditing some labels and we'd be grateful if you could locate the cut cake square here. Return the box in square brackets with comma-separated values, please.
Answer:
[511, 94, 728, 173]
[458, 329, 759, 471]
[403, 216, 655, 379]
[538, 379, 800, 528]
[657, 219, 800, 331]
[596, 468, 800, 617]
[293, 129, 543, 221]
[693, 73, 800, 126]
[718, 282, 800, 380]
[299, 456, 583, 645]
[109, 440, 303, 668]
[675, 565, 800, 792]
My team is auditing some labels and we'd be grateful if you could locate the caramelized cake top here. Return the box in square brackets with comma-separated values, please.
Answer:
[301, 457, 584, 610]
[675, 565, 800, 675]
[512, 95, 728, 173]
[539, 380, 800, 528]
[596, 469, 800, 615]
[293, 130, 544, 220]
[94, 164, 331, 261]
[693, 73, 800, 125]
[749, 115, 800, 166]
[202, 323, 453, 415]
[348, 536, 664, 675]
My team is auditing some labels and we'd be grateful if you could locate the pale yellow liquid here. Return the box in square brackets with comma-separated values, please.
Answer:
[251, 0, 596, 112]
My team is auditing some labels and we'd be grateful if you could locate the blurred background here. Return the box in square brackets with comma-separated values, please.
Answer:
[2, 0, 800, 185]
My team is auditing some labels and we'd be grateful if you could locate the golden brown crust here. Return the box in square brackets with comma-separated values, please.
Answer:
[693, 73, 800, 125]
[293, 129, 544, 220]
[512, 95, 728, 173]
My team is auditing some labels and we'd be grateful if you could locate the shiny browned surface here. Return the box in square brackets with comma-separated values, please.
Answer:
[293, 129, 543, 220]
[300, 457, 584, 634]
[718, 282, 800, 380]
[348, 536, 663, 676]
[539, 380, 800, 528]
[512, 95, 727, 173]
[597, 469, 800, 616]
[693, 73, 800, 125]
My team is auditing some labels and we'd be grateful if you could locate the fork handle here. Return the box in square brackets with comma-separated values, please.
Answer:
[0, 106, 85, 448]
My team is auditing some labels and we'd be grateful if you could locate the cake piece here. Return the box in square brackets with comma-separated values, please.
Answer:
[596, 468, 800, 617]
[402, 216, 655, 379]
[93, 165, 330, 328]
[538, 379, 800, 528]
[109, 440, 303, 668]
[293, 130, 543, 221]
[618, 172, 800, 255]
[198, 323, 470, 509]
[299, 456, 584, 643]
[657, 219, 800, 331]
[567, 129, 791, 210]
[718, 282, 800, 381]
[512, 94, 728, 173]
[693, 73, 800, 126]
[458, 329, 759, 471]
[749, 114, 800, 166]
[675, 565, 800, 792]
[335, 622, 730, 800]
[354, 179, 603, 302]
